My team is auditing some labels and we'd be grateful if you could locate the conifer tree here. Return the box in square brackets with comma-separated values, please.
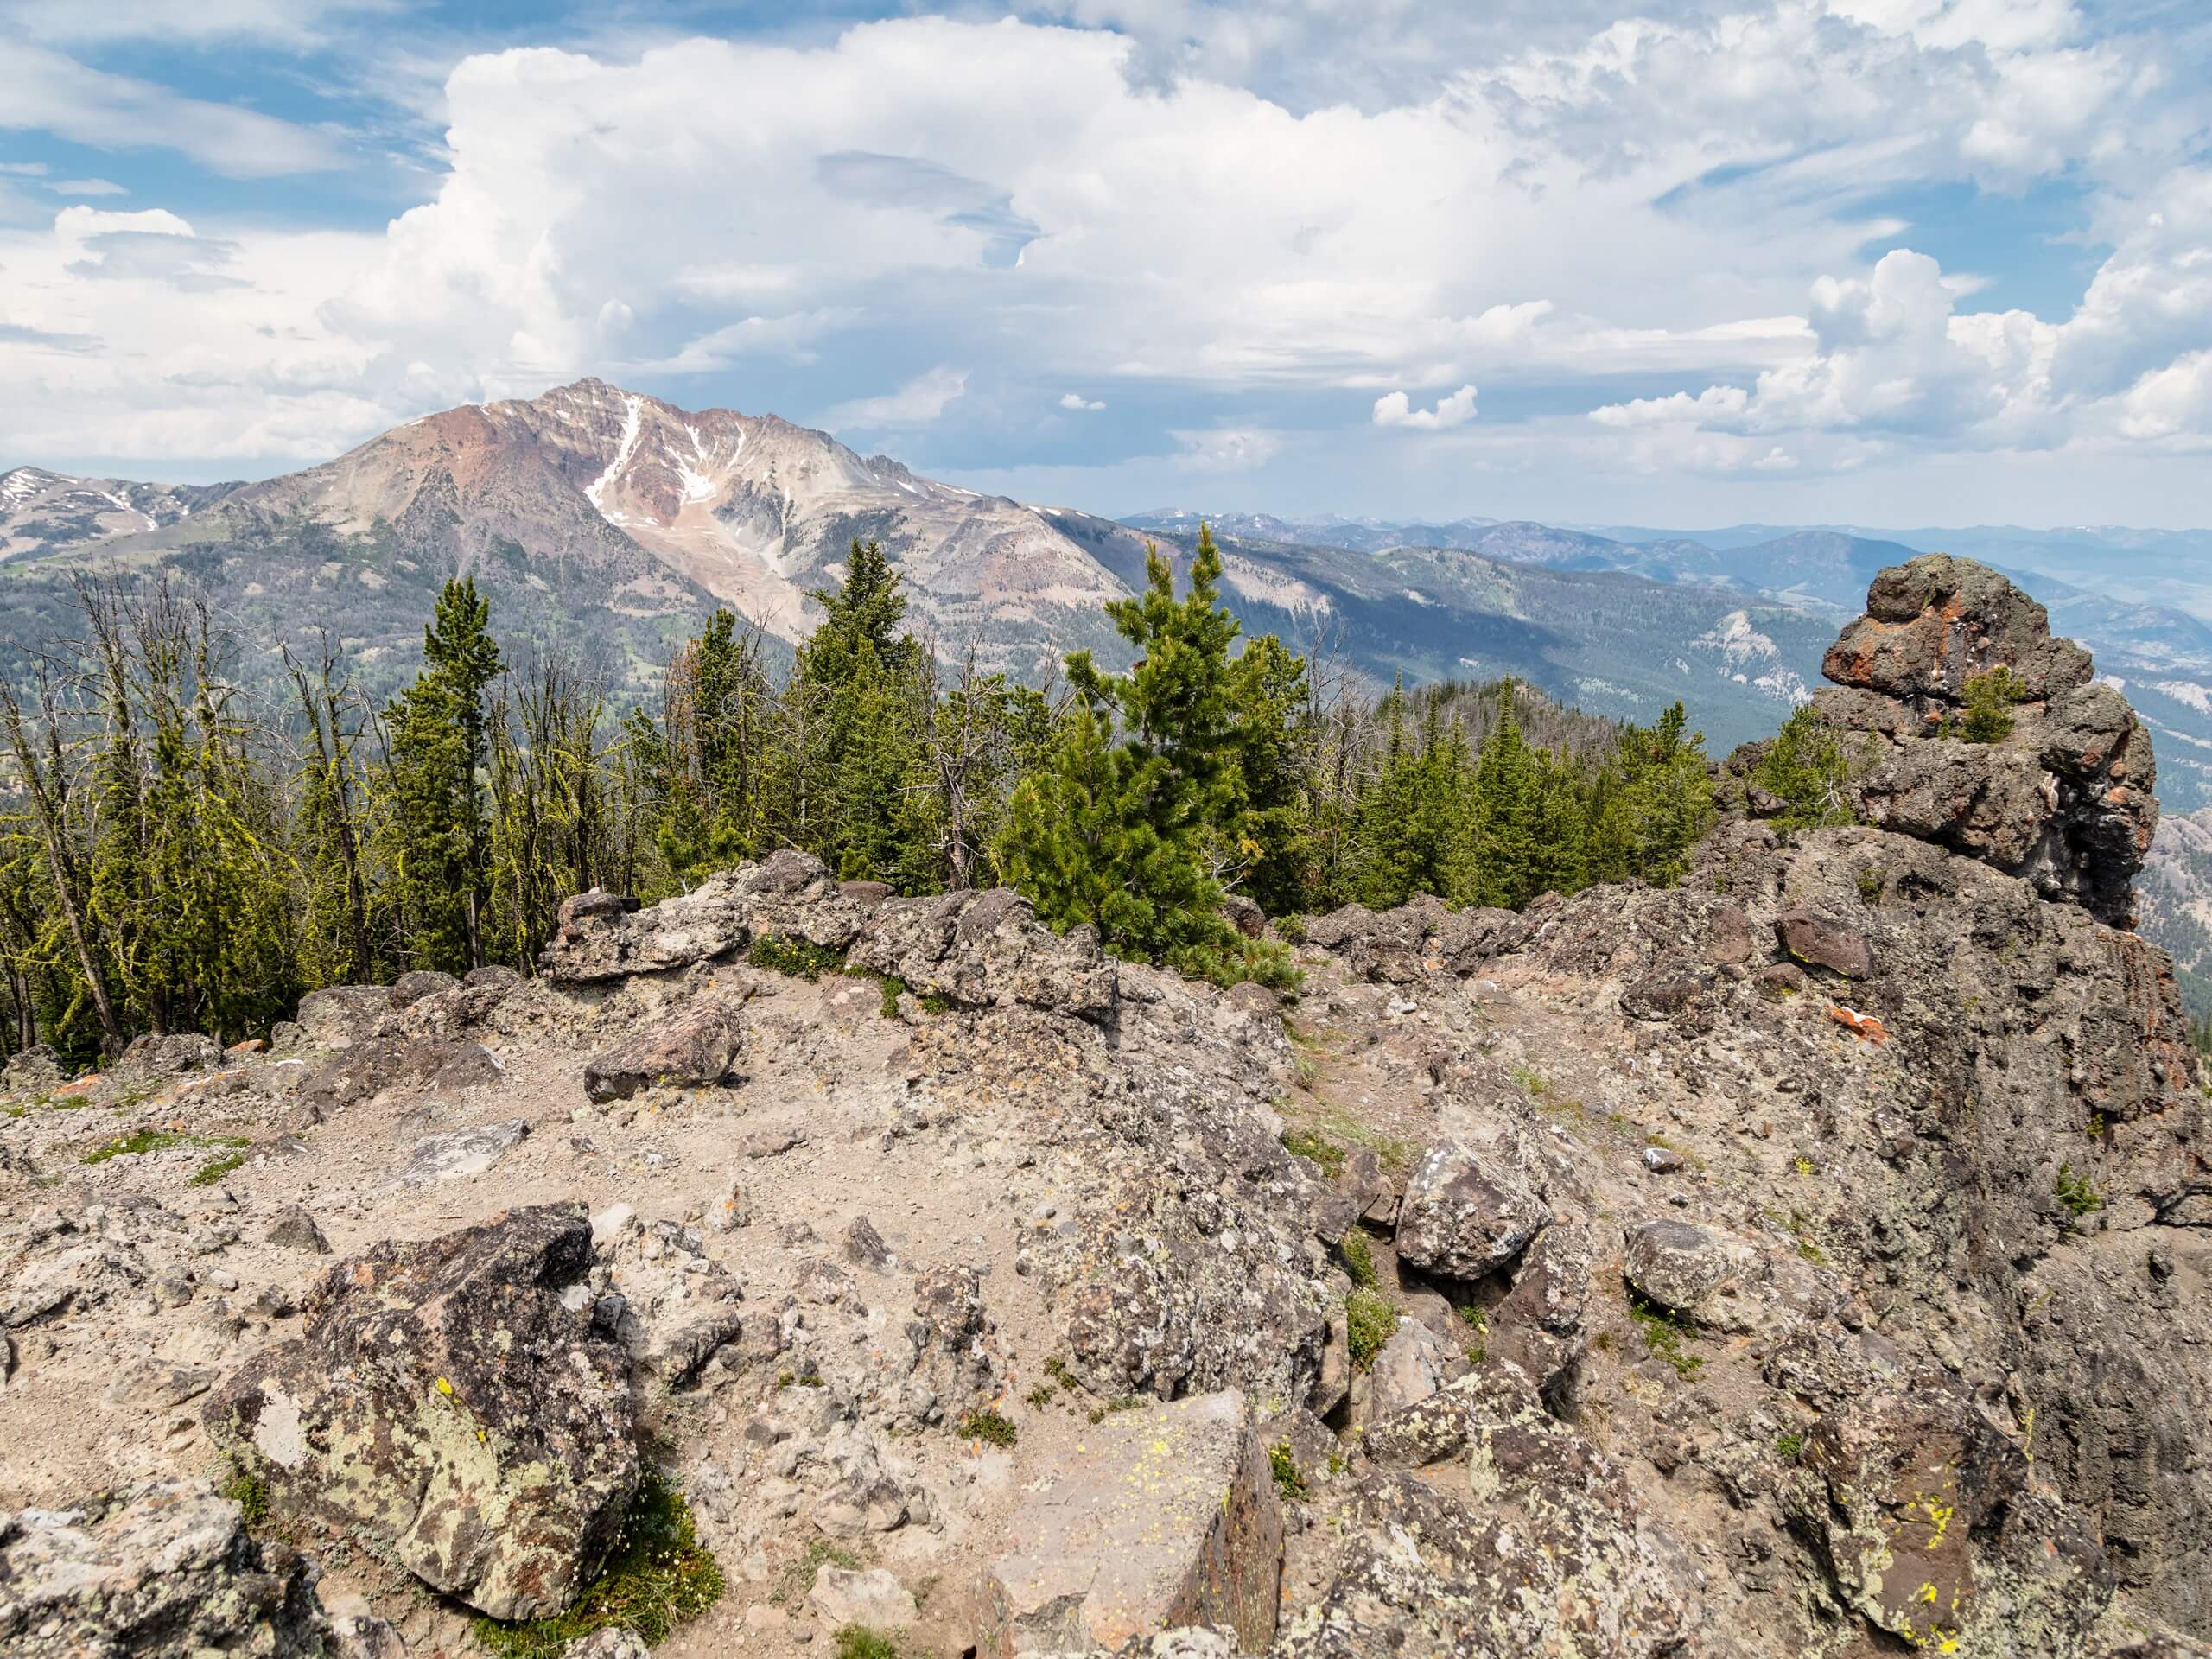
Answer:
[380, 579, 502, 971]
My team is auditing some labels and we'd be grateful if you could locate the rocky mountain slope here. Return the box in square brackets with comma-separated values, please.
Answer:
[4, 556, 2209, 1659]
[2143, 808, 2212, 1020]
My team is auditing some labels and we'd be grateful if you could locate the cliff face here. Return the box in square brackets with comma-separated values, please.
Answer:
[3, 556, 2208, 1659]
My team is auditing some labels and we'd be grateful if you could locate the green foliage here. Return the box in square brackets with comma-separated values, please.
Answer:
[834, 1628, 904, 1659]
[471, 1474, 722, 1659]
[1752, 704, 1855, 830]
[219, 1464, 270, 1528]
[746, 933, 847, 981]
[1961, 666, 2032, 743]
[1281, 1127, 1346, 1177]
[1628, 1294, 1705, 1380]
[956, 1408, 1018, 1447]
[1345, 1289, 1395, 1370]
[1268, 1442, 1308, 1502]
[2055, 1162, 2103, 1218]
[1775, 1431, 1806, 1461]
[1338, 1229, 1378, 1290]
[188, 1149, 249, 1187]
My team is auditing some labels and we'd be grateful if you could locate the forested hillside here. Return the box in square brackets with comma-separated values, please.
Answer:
[0, 529, 1722, 1068]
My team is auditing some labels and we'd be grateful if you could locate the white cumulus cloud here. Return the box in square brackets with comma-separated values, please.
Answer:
[830, 365, 969, 429]
[1373, 384, 1478, 429]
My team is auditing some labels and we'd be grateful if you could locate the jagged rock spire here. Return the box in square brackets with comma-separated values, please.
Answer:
[1815, 553, 2158, 926]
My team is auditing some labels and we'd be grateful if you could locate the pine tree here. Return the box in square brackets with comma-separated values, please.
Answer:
[380, 579, 502, 972]
[999, 527, 1275, 979]
[1754, 703, 1854, 830]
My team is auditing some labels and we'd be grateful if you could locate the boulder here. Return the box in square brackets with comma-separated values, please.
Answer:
[1622, 1218, 1767, 1332]
[581, 1001, 746, 1103]
[390, 969, 460, 1009]
[1774, 908, 1872, 978]
[390, 1118, 529, 1188]
[296, 1035, 501, 1121]
[207, 1203, 639, 1620]
[1, 1044, 64, 1097]
[539, 852, 865, 983]
[1365, 1316, 1459, 1421]
[111, 1031, 221, 1084]
[849, 887, 1116, 1020]
[1783, 1373, 2112, 1656]
[1394, 1142, 1548, 1281]
[286, 985, 392, 1051]
[810, 1564, 918, 1629]
[0, 1479, 332, 1657]
[988, 1391, 1281, 1656]
[1303, 898, 1527, 982]
[1486, 1218, 1593, 1391]
[264, 1207, 332, 1254]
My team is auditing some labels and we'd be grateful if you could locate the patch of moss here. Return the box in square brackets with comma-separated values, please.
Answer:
[1345, 1289, 1395, 1370]
[1338, 1230, 1377, 1290]
[1281, 1127, 1346, 1178]
[1268, 1442, 1307, 1502]
[955, 1408, 1018, 1447]
[1775, 1430, 1806, 1461]
[219, 1464, 270, 1529]
[835, 1628, 903, 1659]
[746, 933, 847, 981]
[1627, 1294, 1705, 1381]
[471, 1475, 722, 1659]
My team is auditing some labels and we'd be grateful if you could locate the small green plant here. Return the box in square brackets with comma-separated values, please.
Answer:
[219, 1464, 270, 1528]
[1856, 868, 1885, 906]
[1275, 915, 1308, 944]
[1459, 1304, 1487, 1333]
[1044, 1355, 1078, 1390]
[1281, 1127, 1346, 1177]
[2085, 1111, 2106, 1138]
[746, 933, 847, 980]
[188, 1149, 249, 1186]
[1960, 666, 2031, 743]
[1338, 1230, 1378, 1290]
[1087, 1395, 1147, 1424]
[1510, 1064, 1548, 1098]
[918, 992, 953, 1016]
[1627, 1294, 1705, 1381]
[2055, 1162, 2103, 1219]
[1268, 1442, 1307, 1502]
[773, 1540, 862, 1607]
[82, 1128, 186, 1164]
[844, 965, 908, 1019]
[1292, 1054, 1320, 1091]
[835, 1628, 902, 1659]
[1775, 1430, 1805, 1461]
[1026, 1383, 1055, 1408]
[471, 1474, 723, 1659]
[956, 1408, 1018, 1447]
[1344, 1289, 1395, 1370]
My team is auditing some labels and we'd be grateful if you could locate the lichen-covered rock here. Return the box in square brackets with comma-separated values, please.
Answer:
[1782, 1372, 2112, 1656]
[207, 1202, 639, 1620]
[1485, 1217, 1592, 1390]
[0, 1043, 64, 1097]
[0, 1479, 331, 1656]
[581, 1000, 747, 1102]
[295, 1035, 501, 1122]
[111, 1031, 222, 1084]
[849, 887, 1116, 1019]
[1818, 553, 2158, 925]
[1363, 1316, 1459, 1422]
[284, 984, 392, 1051]
[988, 1391, 1281, 1656]
[539, 850, 865, 983]
[1289, 1368, 1692, 1657]
[1622, 1217, 1769, 1332]
[1303, 898, 1530, 984]
[389, 969, 460, 1008]
[1394, 1142, 1548, 1281]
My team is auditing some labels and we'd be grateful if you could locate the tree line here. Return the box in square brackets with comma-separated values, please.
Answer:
[2, 527, 1726, 1068]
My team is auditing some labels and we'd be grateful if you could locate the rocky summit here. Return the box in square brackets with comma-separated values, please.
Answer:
[3, 556, 2209, 1659]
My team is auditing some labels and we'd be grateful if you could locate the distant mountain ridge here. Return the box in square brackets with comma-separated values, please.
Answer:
[6, 392, 2209, 795]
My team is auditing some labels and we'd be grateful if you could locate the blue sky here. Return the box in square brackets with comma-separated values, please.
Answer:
[2, 0, 2208, 526]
